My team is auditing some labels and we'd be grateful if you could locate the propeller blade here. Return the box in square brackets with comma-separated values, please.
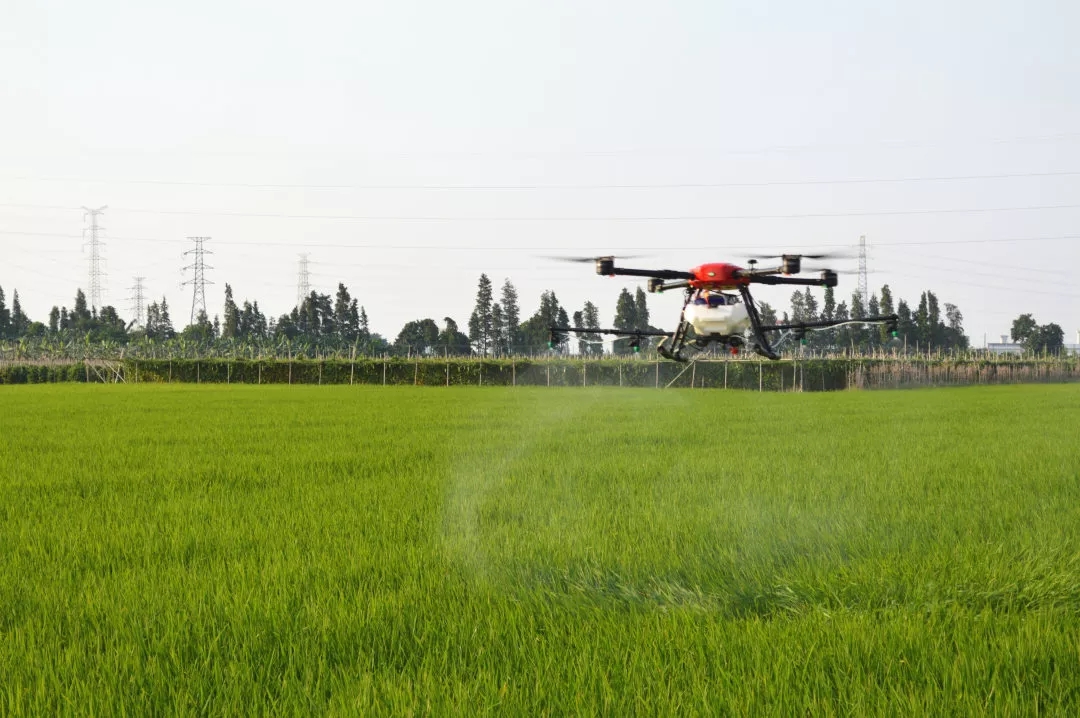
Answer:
[542, 254, 647, 263]
[750, 250, 854, 261]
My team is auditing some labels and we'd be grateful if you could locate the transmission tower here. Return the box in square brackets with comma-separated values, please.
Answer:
[82, 206, 108, 308]
[129, 276, 147, 328]
[297, 253, 311, 306]
[857, 235, 869, 303]
[181, 237, 214, 325]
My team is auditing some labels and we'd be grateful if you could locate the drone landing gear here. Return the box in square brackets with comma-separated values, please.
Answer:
[657, 316, 695, 362]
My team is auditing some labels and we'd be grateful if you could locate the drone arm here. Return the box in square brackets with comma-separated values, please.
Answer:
[747, 271, 839, 288]
[647, 279, 692, 293]
[603, 266, 695, 281]
[549, 326, 673, 338]
[760, 314, 898, 333]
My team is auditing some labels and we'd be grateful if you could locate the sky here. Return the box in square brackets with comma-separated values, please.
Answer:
[2, 0, 1079, 348]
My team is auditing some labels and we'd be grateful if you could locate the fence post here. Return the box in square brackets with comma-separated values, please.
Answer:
[724, 359, 728, 389]
[758, 361, 762, 392]
[655, 361, 659, 389]
[414, 359, 419, 386]
[197, 362, 200, 384]
[512, 360, 516, 387]
[691, 362, 696, 388]
[619, 363, 623, 387]
[259, 363, 262, 385]
[382, 357, 387, 386]
[546, 364, 550, 387]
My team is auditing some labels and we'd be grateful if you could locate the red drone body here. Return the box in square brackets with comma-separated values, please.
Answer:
[688, 263, 751, 290]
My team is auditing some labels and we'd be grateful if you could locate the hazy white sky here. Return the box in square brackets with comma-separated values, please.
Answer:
[2, 0, 1079, 346]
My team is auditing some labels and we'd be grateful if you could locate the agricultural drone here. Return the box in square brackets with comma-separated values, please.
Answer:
[549, 254, 899, 362]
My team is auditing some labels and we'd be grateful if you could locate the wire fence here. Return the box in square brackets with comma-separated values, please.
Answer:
[2, 356, 1078, 391]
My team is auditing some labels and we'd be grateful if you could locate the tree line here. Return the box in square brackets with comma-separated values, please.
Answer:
[755, 284, 970, 354]
[0, 276, 1068, 356]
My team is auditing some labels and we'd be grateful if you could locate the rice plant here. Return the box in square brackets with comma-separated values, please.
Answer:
[1, 384, 1078, 714]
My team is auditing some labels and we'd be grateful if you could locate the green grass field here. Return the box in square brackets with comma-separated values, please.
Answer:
[1, 384, 1078, 715]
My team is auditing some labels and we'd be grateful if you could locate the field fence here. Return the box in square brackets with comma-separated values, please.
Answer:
[3, 357, 1079, 390]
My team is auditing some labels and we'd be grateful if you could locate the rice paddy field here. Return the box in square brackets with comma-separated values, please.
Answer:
[1, 384, 1079, 715]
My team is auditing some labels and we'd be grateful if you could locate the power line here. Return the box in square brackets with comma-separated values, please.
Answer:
[6, 130, 1076, 160]
[3, 228, 1080, 250]
[7, 202, 1080, 221]
[6, 169, 1080, 190]
[181, 237, 213, 325]
[81, 205, 107, 307]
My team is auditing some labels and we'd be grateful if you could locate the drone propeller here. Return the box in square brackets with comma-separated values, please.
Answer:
[545, 254, 647, 263]
[750, 250, 854, 261]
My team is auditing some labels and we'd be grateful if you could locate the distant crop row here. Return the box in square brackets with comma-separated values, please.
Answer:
[2, 356, 1078, 390]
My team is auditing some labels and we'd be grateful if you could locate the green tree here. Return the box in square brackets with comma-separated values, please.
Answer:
[1028, 323, 1065, 355]
[1011, 313, 1037, 343]
[927, 291, 944, 348]
[915, 292, 930, 348]
[822, 285, 836, 322]
[333, 283, 359, 342]
[490, 303, 505, 355]
[896, 299, 914, 349]
[634, 287, 650, 329]
[467, 274, 494, 355]
[182, 308, 216, 342]
[145, 297, 175, 340]
[802, 288, 819, 322]
[612, 288, 638, 354]
[878, 285, 895, 344]
[240, 300, 268, 340]
[578, 300, 602, 356]
[572, 310, 587, 355]
[757, 301, 778, 327]
[0, 286, 9, 338]
[222, 284, 241, 339]
[789, 290, 807, 322]
[10, 290, 29, 337]
[73, 289, 92, 328]
[944, 303, 968, 350]
[849, 290, 868, 350]
[394, 319, 441, 355]
[438, 317, 471, 355]
[519, 290, 566, 353]
[359, 307, 370, 342]
[866, 293, 880, 350]
[500, 279, 521, 353]
[832, 300, 851, 352]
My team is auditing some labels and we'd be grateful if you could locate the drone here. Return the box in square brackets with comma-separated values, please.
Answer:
[549, 254, 899, 361]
